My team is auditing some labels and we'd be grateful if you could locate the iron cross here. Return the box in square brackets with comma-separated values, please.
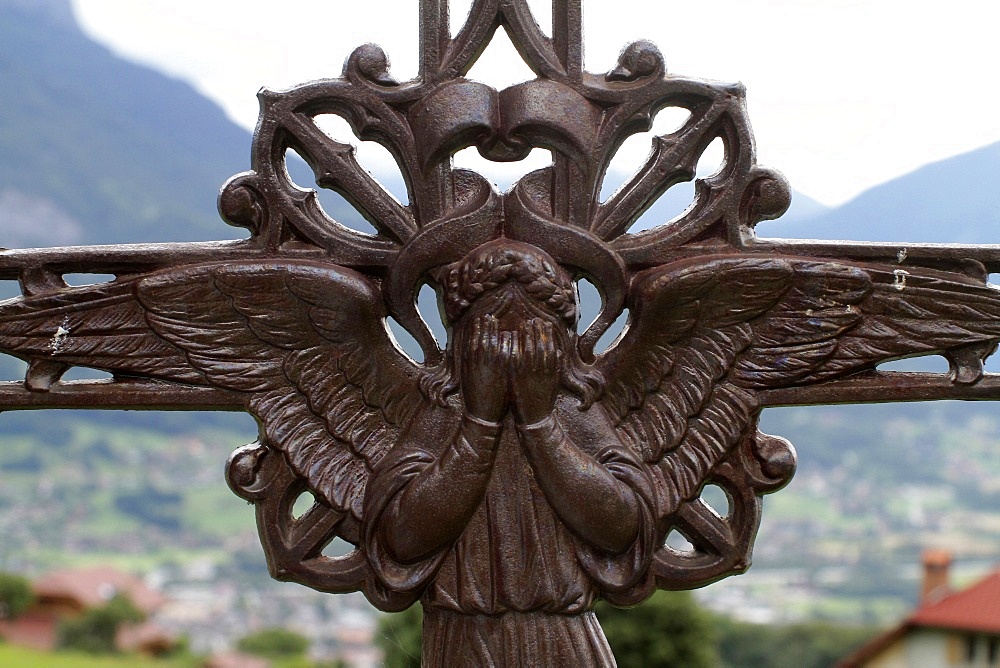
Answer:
[1, 1, 999, 664]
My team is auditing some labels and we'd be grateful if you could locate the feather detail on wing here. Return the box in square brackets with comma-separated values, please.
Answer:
[733, 262, 1000, 387]
[598, 255, 1000, 515]
[599, 257, 792, 511]
[0, 283, 203, 383]
[0, 261, 424, 519]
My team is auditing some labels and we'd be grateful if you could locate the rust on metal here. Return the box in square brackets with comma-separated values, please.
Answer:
[1, 1, 999, 664]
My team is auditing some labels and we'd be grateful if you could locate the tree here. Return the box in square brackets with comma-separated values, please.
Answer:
[596, 591, 719, 667]
[376, 605, 422, 668]
[377, 593, 719, 668]
[236, 627, 310, 659]
[715, 618, 878, 668]
[0, 571, 33, 620]
[57, 593, 145, 654]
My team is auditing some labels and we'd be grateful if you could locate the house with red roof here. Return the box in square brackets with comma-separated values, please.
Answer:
[0, 565, 174, 654]
[841, 551, 1000, 667]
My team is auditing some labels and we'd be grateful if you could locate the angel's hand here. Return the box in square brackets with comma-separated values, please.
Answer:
[461, 314, 508, 423]
[511, 318, 561, 425]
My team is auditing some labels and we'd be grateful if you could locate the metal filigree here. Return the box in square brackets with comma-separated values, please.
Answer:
[2, 1, 1000, 664]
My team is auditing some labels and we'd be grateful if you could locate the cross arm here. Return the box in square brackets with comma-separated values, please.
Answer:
[760, 371, 1000, 407]
[0, 240, 328, 282]
[0, 379, 243, 412]
[746, 237, 1000, 275]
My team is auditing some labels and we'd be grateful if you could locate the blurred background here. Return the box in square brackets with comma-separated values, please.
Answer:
[1, 1, 1000, 665]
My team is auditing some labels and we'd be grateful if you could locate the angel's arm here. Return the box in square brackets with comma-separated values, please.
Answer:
[374, 411, 502, 564]
[518, 403, 643, 553]
[504, 319, 650, 554]
[371, 315, 511, 564]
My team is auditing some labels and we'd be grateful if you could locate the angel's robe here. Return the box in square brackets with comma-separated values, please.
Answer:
[362, 398, 658, 666]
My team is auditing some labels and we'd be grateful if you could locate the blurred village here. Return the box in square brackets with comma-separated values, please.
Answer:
[2, 549, 1000, 666]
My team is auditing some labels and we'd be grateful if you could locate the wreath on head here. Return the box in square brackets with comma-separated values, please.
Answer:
[441, 241, 578, 327]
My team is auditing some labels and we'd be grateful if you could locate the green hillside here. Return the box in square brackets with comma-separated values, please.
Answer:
[0, 410, 259, 572]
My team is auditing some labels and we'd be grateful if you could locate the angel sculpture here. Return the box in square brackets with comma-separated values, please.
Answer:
[1, 1, 1000, 665]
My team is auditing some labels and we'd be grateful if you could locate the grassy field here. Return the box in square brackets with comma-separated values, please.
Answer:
[0, 644, 330, 667]
[0, 645, 200, 667]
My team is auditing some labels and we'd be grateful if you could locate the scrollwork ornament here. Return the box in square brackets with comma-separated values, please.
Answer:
[1, 1, 1000, 665]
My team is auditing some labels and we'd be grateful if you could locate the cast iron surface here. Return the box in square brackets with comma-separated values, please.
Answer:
[3, 1, 1000, 664]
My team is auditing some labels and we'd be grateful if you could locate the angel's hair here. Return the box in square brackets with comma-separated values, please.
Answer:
[421, 240, 606, 409]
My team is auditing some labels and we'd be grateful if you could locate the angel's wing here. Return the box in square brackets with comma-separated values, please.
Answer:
[0, 260, 425, 521]
[599, 255, 1000, 513]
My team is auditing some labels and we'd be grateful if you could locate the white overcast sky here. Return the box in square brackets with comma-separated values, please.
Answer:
[72, 0, 1000, 206]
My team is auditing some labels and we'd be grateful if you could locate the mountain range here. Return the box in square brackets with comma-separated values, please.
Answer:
[6, 1, 994, 250]
[0, 0, 248, 247]
[760, 141, 1000, 244]
[0, 0, 822, 251]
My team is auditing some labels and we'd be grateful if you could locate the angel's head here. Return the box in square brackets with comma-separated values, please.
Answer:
[422, 239, 605, 407]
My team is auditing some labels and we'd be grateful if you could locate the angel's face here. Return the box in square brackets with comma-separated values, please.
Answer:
[441, 240, 577, 351]
[489, 282, 565, 330]
[430, 241, 605, 408]
[454, 282, 572, 359]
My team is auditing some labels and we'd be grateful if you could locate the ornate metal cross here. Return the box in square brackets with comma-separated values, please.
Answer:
[2, 1, 1000, 664]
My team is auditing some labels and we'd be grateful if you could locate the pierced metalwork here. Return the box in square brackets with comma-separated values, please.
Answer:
[2, 1, 1000, 664]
